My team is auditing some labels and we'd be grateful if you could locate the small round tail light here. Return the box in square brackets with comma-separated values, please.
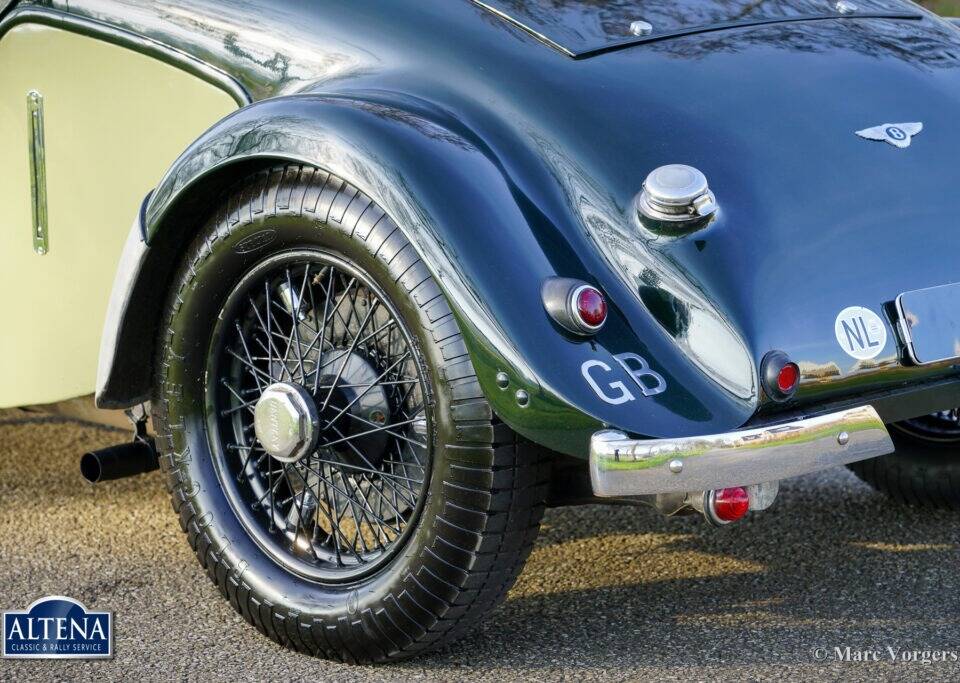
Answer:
[542, 278, 607, 336]
[777, 362, 799, 394]
[761, 350, 800, 402]
[573, 285, 607, 331]
[710, 486, 750, 524]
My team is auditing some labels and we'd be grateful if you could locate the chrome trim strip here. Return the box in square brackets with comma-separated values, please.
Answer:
[470, 1, 576, 57]
[1, 7, 251, 107]
[590, 405, 893, 496]
[27, 89, 48, 256]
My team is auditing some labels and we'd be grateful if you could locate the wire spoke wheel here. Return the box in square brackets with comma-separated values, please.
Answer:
[207, 251, 430, 582]
[154, 167, 548, 660]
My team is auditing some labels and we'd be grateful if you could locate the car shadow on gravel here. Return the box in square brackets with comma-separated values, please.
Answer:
[2, 414, 957, 677]
[411, 470, 960, 670]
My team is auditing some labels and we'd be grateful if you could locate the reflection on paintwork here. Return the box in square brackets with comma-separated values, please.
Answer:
[24, 0, 960, 444]
[479, 0, 917, 54]
[596, 198, 755, 401]
[478, 1, 960, 69]
[49, 0, 377, 98]
[523, 128, 756, 405]
[147, 101, 542, 401]
[644, 14, 960, 67]
[851, 356, 898, 373]
[799, 361, 841, 380]
[630, 242, 756, 403]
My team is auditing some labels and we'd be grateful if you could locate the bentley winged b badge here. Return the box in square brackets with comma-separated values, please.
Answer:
[855, 122, 923, 148]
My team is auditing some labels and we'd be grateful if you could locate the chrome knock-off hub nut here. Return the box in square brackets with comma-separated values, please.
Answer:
[253, 382, 320, 463]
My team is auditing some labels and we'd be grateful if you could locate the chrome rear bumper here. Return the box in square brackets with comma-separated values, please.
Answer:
[590, 405, 894, 497]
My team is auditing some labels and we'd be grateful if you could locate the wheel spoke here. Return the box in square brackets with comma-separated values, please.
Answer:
[321, 352, 411, 430]
[225, 348, 274, 385]
[311, 455, 424, 485]
[220, 379, 257, 416]
[286, 267, 308, 383]
[324, 423, 420, 507]
[247, 292, 287, 381]
[318, 417, 419, 450]
[319, 299, 380, 413]
[235, 320, 266, 392]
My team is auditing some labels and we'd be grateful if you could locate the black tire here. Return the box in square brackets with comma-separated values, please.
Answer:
[151, 164, 550, 662]
[848, 417, 960, 510]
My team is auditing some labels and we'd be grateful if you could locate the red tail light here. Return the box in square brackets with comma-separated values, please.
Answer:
[573, 285, 607, 331]
[541, 278, 607, 336]
[761, 350, 800, 402]
[711, 487, 750, 523]
[777, 362, 799, 393]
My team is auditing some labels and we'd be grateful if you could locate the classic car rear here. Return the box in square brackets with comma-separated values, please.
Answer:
[2, 0, 959, 663]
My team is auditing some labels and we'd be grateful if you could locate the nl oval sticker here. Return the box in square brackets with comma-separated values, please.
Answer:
[835, 306, 887, 360]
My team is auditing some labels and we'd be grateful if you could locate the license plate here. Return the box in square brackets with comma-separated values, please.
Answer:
[896, 282, 960, 365]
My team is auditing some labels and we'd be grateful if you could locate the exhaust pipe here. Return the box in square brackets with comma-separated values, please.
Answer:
[80, 438, 159, 483]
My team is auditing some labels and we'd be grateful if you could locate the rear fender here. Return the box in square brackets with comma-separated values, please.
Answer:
[98, 94, 755, 456]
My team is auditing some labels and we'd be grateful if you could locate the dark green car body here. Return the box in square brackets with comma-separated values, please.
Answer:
[9, 0, 960, 458]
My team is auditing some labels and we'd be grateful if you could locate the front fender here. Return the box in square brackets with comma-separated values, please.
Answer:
[102, 93, 755, 457]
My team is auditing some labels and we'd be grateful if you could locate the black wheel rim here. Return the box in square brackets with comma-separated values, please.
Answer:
[893, 409, 960, 444]
[206, 250, 431, 582]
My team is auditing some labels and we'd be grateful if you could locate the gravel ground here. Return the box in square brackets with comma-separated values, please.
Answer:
[0, 414, 958, 682]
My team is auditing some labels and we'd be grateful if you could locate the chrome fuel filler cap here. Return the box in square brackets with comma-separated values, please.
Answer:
[638, 164, 717, 226]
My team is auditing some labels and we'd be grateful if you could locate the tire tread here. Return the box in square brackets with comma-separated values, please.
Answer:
[848, 428, 960, 510]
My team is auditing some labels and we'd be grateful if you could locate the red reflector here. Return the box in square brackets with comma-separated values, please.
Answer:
[576, 287, 607, 328]
[777, 362, 799, 393]
[713, 487, 750, 522]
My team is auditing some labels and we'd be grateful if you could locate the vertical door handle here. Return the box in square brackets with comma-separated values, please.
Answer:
[27, 89, 48, 255]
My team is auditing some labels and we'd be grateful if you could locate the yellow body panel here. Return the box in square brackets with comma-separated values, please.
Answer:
[0, 23, 237, 408]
